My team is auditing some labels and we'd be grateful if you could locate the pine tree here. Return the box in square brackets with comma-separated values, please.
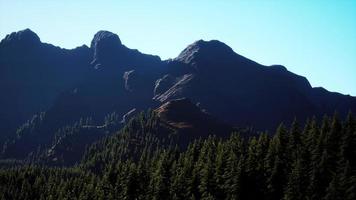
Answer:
[284, 159, 303, 200]
[150, 151, 171, 200]
[223, 150, 243, 200]
[265, 124, 288, 200]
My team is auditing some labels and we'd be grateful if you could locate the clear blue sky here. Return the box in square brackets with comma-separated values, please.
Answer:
[1, 0, 356, 96]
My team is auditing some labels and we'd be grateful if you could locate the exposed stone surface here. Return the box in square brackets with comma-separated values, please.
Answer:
[0, 28, 41, 47]
[0, 28, 355, 151]
[90, 31, 122, 64]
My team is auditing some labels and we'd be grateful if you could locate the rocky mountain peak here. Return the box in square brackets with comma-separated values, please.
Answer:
[175, 39, 236, 65]
[90, 31, 123, 64]
[90, 30, 122, 49]
[0, 28, 41, 47]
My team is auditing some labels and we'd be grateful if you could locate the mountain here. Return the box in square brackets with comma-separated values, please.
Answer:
[154, 39, 356, 130]
[0, 29, 355, 161]
[45, 30, 163, 127]
[0, 29, 92, 142]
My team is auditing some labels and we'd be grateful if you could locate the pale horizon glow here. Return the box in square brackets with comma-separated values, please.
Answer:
[1, 0, 356, 96]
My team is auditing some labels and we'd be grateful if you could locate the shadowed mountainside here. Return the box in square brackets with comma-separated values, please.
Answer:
[0, 29, 355, 160]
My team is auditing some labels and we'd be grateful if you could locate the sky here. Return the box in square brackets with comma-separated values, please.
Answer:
[1, 0, 356, 96]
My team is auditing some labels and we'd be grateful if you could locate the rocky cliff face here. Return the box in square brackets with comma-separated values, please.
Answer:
[154, 39, 334, 130]
[0, 29, 355, 150]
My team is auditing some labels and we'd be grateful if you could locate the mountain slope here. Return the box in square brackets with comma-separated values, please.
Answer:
[0, 29, 355, 161]
[0, 29, 92, 141]
[154, 40, 356, 130]
[82, 98, 234, 170]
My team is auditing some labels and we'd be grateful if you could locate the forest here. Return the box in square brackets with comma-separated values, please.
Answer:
[1, 112, 355, 200]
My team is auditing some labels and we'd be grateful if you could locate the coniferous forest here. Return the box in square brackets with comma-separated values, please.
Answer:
[1, 112, 355, 200]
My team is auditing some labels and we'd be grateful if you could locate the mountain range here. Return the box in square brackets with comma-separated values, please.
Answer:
[0, 29, 355, 162]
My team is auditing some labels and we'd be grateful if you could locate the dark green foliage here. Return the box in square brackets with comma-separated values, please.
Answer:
[0, 113, 355, 200]
[1, 112, 122, 165]
[1, 112, 46, 159]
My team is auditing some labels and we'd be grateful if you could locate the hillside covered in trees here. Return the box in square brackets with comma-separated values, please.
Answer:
[1, 111, 355, 200]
